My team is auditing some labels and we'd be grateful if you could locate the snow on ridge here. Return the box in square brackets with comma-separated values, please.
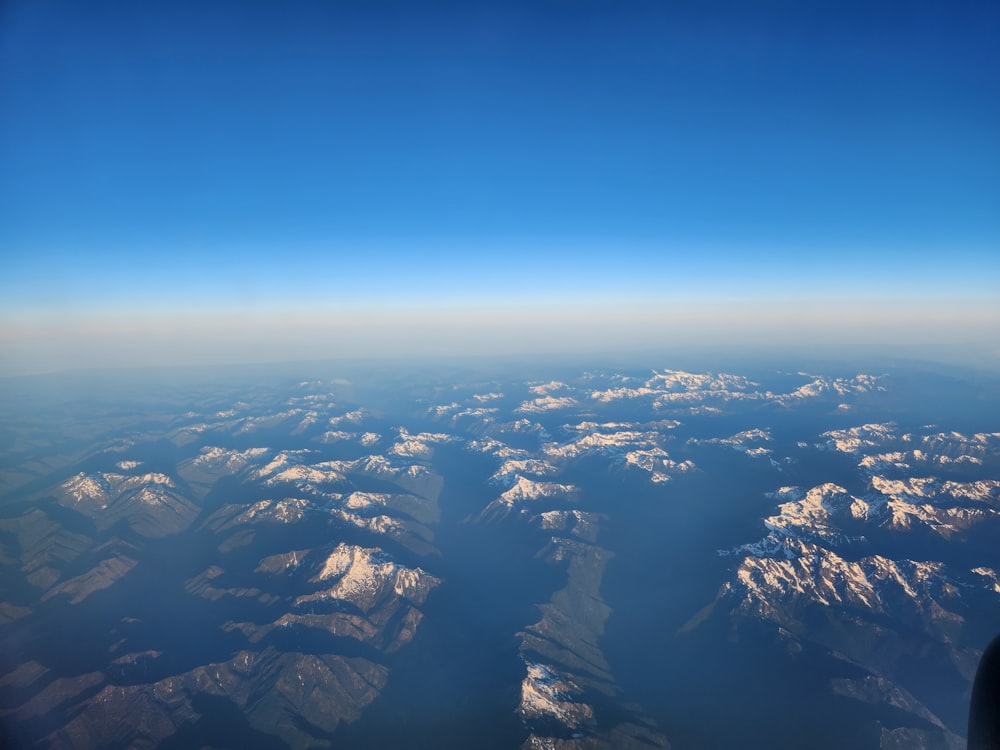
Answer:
[940, 479, 1000, 503]
[731, 535, 957, 616]
[518, 661, 593, 730]
[777, 373, 884, 403]
[767, 486, 805, 502]
[859, 451, 913, 472]
[428, 402, 461, 417]
[293, 410, 320, 432]
[235, 409, 305, 434]
[63, 473, 113, 505]
[529, 381, 571, 396]
[500, 476, 577, 505]
[544, 430, 655, 460]
[538, 510, 601, 541]
[534, 423, 694, 483]
[122, 473, 174, 489]
[472, 392, 504, 402]
[589, 385, 660, 403]
[653, 390, 764, 406]
[467, 438, 530, 459]
[251, 450, 310, 479]
[251, 452, 347, 488]
[689, 428, 773, 457]
[564, 420, 636, 432]
[589, 369, 758, 403]
[860, 447, 986, 474]
[864, 475, 999, 538]
[937, 454, 985, 466]
[516, 396, 579, 414]
[328, 408, 368, 427]
[921, 431, 1000, 458]
[972, 568, 1000, 594]
[268, 464, 344, 485]
[58, 470, 198, 525]
[826, 424, 998, 470]
[497, 418, 549, 435]
[262, 451, 310, 474]
[343, 491, 390, 510]
[310, 543, 439, 607]
[754, 474, 999, 545]
[623, 449, 695, 483]
[432, 405, 499, 426]
[591, 370, 881, 407]
[490, 459, 559, 487]
[194, 446, 270, 469]
[697, 427, 771, 445]
[233, 498, 310, 525]
[729, 462, 1000, 628]
[819, 423, 897, 454]
[761, 483, 868, 542]
[296, 391, 336, 402]
[650, 369, 758, 392]
[688, 405, 724, 415]
[316, 454, 432, 482]
[330, 510, 406, 539]
[870, 476, 939, 500]
[389, 428, 454, 459]
[63, 471, 176, 505]
[870, 475, 1000, 505]
[319, 430, 356, 443]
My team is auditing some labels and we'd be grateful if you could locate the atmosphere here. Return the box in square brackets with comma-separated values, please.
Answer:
[3, 4, 1000, 746]
[2, 0, 998, 372]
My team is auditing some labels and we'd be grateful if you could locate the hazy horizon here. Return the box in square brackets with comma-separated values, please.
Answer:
[2, 0, 997, 375]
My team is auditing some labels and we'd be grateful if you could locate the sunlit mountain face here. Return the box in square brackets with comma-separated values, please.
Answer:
[0, 357, 997, 750]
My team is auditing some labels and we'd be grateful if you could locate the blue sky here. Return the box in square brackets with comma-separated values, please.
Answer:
[1, 0, 998, 372]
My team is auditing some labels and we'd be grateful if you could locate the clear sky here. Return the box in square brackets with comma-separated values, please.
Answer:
[1, 0, 998, 373]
